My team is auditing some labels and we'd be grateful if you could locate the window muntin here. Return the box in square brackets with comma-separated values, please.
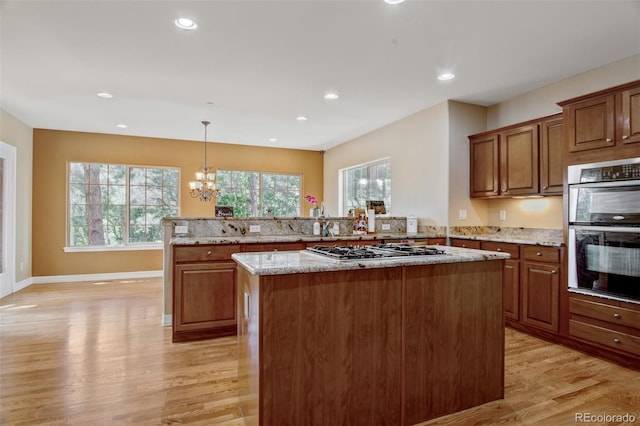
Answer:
[68, 162, 179, 247]
[342, 159, 391, 215]
[216, 170, 301, 217]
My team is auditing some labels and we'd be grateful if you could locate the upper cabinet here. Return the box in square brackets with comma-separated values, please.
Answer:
[469, 113, 563, 199]
[470, 134, 500, 198]
[559, 80, 640, 164]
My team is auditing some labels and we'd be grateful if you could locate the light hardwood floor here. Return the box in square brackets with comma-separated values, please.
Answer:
[1, 278, 638, 425]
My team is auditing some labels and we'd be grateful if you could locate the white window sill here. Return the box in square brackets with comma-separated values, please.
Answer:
[63, 244, 163, 253]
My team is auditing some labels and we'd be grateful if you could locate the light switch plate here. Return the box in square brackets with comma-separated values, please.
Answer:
[249, 225, 261, 233]
[381, 223, 391, 231]
[458, 209, 467, 220]
[175, 225, 188, 234]
[499, 210, 506, 221]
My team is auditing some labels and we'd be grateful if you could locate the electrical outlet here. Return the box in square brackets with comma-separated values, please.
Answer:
[381, 223, 391, 231]
[175, 225, 188, 234]
[249, 225, 261, 233]
[499, 210, 506, 221]
[458, 209, 467, 220]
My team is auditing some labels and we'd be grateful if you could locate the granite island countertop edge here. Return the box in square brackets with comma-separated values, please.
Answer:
[231, 247, 511, 275]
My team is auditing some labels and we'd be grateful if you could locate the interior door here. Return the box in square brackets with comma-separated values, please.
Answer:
[0, 141, 16, 298]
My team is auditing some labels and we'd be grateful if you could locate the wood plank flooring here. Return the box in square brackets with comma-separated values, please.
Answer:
[1, 277, 638, 425]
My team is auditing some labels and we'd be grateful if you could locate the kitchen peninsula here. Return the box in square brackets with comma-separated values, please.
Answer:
[232, 246, 510, 425]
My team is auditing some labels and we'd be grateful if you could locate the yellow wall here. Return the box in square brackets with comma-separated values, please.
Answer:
[32, 129, 323, 277]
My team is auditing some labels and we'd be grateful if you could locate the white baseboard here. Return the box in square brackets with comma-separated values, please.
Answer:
[162, 314, 172, 327]
[14, 277, 33, 292]
[30, 270, 163, 284]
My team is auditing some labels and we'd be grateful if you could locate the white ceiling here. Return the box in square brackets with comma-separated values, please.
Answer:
[1, 1, 639, 151]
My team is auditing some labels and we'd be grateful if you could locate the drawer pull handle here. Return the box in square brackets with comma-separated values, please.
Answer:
[462, 244, 467, 248]
[613, 338, 620, 344]
[606, 138, 613, 142]
[551, 270, 557, 274]
[622, 135, 629, 140]
[497, 248, 502, 252]
[536, 252, 542, 256]
[207, 251, 212, 256]
[613, 313, 621, 319]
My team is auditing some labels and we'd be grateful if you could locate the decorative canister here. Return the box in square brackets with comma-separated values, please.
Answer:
[407, 215, 418, 235]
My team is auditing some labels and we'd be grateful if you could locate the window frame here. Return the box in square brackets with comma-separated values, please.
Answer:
[64, 162, 180, 252]
[339, 157, 391, 216]
[216, 169, 303, 217]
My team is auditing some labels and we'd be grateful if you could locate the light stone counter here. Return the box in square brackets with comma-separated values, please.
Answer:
[232, 246, 510, 275]
[449, 226, 563, 247]
[170, 233, 430, 246]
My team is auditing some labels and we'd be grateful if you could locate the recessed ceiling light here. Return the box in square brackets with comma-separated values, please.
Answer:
[174, 17, 198, 30]
[438, 73, 456, 81]
[296, 116, 308, 121]
[268, 138, 278, 142]
[97, 92, 113, 98]
[384, 0, 405, 4]
[116, 123, 128, 129]
[324, 92, 339, 100]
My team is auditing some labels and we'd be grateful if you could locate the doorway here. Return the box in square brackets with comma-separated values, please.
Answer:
[0, 141, 16, 297]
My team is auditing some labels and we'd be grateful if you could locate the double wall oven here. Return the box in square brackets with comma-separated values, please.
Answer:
[568, 157, 640, 304]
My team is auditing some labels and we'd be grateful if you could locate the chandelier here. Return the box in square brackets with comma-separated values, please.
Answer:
[188, 120, 218, 202]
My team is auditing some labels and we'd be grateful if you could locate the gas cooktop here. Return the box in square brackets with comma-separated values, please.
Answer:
[306, 243, 446, 260]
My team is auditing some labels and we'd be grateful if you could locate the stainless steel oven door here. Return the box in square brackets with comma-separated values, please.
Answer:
[569, 226, 640, 303]
[568, 181, 640, 226]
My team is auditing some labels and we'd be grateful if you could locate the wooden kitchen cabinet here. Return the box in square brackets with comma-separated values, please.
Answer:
[449, 238, 481, 249]
[540, 117, 564, 194]
[481, 241, 521, 323]
[500, 124, 539, 196]
[520, 246, 561, 333]
[569, 293, 640, 359]
[469, 114, 562, 198]
[469, 134, 500, 198]
[173, 244, 240, 342]
[559, 79, 640, 162]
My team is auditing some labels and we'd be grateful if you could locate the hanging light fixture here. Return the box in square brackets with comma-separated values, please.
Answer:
[188, 120, 218, 202]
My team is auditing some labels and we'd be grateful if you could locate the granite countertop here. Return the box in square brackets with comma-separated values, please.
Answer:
[231, 246, 510, 275]
[448, 234, 563, 247]
[170, 233, 432, 245]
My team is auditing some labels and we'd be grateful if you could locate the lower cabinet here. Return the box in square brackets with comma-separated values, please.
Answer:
[449, 239, 562, 334]
[173, 262, 237, 342]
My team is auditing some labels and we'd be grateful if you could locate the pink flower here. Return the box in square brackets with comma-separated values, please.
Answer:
[305, 195, 318, 206]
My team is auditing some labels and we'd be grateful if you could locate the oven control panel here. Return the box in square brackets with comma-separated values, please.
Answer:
[580, 162, 640, 182]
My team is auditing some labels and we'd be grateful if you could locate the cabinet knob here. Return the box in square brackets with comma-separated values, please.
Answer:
[542, 186, 547, 189]
[207, 251, 212, 256]
[605, 138, 612, 142]
[613, 313, 621, 319]
[613, 338, 621, 344]
[536, 252, 542, 256]
[462, 244, 467, 248]
[496, 248, 502, 252]
[551, 270, 557, 274]
[622, 135, 629, 140]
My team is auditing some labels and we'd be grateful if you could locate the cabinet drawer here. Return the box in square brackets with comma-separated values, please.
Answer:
[570, 320, 640, 355]
[570, 298, 640, 330]
[449, 239, 481, 249]
[480, 241, 520, 259]
[174, 245, 241, 262]
[522, 246, 560, 263]
[242, 242, 305, 252]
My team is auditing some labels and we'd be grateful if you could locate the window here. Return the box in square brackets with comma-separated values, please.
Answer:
[68, 163, 179, 248]
[216, 170, 301, 217]
[341, 159, 391, 215]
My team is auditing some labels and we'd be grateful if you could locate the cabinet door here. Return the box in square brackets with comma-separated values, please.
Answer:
[503, 260, 520, 321]
[566, 93, 615, 152]
[470, 134, 499, 198]
[540, 118, 564, 194]
[500, 125, 539, 196]
[521, 261, 560, 333]
[619, 86, 640, 144]
[174, 262, 237, 334]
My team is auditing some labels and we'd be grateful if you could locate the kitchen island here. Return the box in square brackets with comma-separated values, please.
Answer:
[232, 246, 510, 425]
